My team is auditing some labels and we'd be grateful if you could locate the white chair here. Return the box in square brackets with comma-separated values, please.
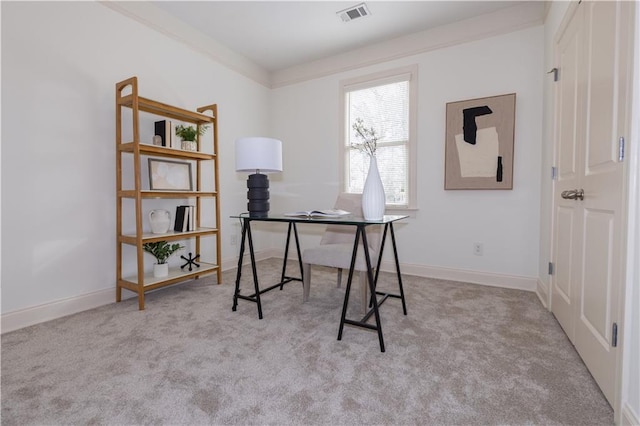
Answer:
[302, 193, 382, 312]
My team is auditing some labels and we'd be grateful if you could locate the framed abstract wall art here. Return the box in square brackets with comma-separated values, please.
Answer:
[148, 159, 193, 191]
[444, 93, 516, 190]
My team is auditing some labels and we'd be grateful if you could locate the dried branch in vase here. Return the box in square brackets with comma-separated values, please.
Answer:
[351, 117, 378, 157]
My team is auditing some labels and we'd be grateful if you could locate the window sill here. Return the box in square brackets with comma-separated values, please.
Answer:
[385, 206, 418, 219]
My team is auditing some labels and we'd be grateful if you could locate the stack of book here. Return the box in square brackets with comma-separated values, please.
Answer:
[154, 120, 177, 148]
[174, 205, 195, 232]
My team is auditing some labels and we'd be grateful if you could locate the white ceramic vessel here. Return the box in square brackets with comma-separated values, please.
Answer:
[149, 209, 171, 234]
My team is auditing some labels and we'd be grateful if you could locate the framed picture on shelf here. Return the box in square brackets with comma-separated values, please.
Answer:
[148, 159, 193, 191]
[444, 93, 516, 190]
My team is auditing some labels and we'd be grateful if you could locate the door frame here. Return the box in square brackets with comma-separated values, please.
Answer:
[619, 4, 640, 424]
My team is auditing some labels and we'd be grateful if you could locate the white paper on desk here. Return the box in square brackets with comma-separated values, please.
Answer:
[283, 209, 351, 217]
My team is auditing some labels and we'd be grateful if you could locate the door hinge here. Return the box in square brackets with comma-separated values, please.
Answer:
[612, 322, 618, 347]
[548, 262, 554, 275]
[618, 137, 625, 162]
[551, 166, 558, 180]
[547, 67, 559, 82]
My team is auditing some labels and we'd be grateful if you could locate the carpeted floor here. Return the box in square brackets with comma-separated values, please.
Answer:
[1, 258, 612, 425]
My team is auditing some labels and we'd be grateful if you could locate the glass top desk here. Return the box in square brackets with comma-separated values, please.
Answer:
[230, 213, 409, 352]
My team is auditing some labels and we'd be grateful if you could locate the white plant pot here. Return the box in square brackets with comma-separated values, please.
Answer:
[362, 155, 386, 220]
[153, 263, 169, 278]
[181, 140, 197, 151]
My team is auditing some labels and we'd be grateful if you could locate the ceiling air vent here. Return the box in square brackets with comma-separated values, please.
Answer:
[337, 3, 371, 23]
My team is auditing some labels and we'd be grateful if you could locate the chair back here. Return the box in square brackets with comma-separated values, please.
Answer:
[320, 193, 382, 251]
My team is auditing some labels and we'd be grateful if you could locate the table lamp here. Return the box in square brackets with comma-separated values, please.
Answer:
[235, 137, 283, 217]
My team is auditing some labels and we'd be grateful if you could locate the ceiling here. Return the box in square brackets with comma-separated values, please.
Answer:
[151, 1, 535, 73]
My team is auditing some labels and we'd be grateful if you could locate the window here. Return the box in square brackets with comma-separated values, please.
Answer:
[340, 65, 417, 209]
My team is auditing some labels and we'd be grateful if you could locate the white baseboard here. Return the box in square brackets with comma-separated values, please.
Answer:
[220, 248, 273, 272]
[1, 288, 116, 334]
[2, 249, 536, 333]
[273, 249, 537, 292]
[392, 261, 537, 292]
[621, 402, 640, 426]
[1, 249, 274, 334]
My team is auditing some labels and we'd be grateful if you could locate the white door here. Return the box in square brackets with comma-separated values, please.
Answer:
[551, 0, 633, 406]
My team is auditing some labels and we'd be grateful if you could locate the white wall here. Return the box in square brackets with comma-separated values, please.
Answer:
[0, 2, 271, 322]
[271, 26, 544, 284]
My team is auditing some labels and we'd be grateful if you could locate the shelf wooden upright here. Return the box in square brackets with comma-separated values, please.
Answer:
[115, 76, 222, 309]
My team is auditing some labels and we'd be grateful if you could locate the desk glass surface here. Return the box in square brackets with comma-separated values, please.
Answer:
[230, 214, 408, 226]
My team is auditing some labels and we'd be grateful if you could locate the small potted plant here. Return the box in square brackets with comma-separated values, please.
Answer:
[175, 124, 209, 152]
[143, 241, 184, 278]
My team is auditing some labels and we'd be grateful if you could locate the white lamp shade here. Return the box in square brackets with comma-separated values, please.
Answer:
[235, 137, 283, 173]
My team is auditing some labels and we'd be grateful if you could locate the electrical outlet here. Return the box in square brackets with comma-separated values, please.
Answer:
[230, 234, 237, 246]
[473, 242, 483, 256]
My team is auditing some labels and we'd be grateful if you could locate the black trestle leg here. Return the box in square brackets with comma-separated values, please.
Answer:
[361, 226, 385, 352]
[390, 223, 407, 315]
[338, 226, 360, 341]
[232, 219, 248, 312]
[246, 222, 263, 319]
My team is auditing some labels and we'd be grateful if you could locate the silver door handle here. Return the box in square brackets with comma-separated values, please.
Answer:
[561, 189, 584, 200]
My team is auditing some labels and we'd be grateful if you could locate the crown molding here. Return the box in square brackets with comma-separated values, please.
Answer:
[100, 1, 271, 88]
[271, 2, 545, 88]
[101, 1, 543, 90]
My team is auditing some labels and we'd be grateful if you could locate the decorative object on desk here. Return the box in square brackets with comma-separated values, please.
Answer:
[284, 209, 350, 218]
[148, 159, 193, 191]
[152, 135, 162, 146]
[142, 241, 184, 278]
[180, 252, 200, 271]
[235, 136, 283, 218]
[362, 156, 386, 220]
[444, 93, 516, 190]
[149, 209, 171, 234]
[352, 118, 385, 220]
[175, 124, 208, 152]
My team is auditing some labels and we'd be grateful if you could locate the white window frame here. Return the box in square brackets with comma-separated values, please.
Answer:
[339, 65, 418, 210]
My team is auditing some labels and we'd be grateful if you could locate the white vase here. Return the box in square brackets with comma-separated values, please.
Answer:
[362, 155, 385, 220]
[149, 209, 171, 234]
[153, 263, 169, 278]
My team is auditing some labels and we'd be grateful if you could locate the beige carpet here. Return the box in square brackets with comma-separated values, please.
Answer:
[1, 259, 612, 425]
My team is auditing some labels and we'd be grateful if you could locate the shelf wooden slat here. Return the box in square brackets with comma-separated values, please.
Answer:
[119, 142, 216, 160]
[119, 227, 219, 245]
[118, 94, 215, 124]
[119, 262, 219, 291]
[118, 190, 217, 198]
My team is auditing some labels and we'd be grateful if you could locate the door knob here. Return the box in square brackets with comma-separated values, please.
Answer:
[561, 189, 584, 200]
